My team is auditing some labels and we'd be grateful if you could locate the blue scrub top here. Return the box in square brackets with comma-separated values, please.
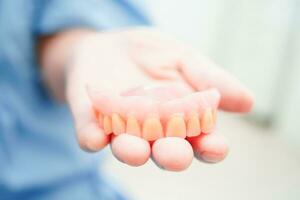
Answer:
[0, 0, 150, 199]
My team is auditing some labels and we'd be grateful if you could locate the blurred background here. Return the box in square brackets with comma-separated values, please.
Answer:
[104, 0, 300, 200]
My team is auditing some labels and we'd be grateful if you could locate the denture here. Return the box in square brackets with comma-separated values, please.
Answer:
[186, 112, 201, 137]
[89, 84, 220, 141]
[126, 116, 141, 137]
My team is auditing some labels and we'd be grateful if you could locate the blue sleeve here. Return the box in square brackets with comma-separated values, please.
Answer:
[34, 0, 151, 35]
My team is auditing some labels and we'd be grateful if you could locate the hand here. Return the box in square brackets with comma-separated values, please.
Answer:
[65, 28, 254, 171]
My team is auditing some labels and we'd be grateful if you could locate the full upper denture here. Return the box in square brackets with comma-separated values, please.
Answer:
[89, 84, 220, 141]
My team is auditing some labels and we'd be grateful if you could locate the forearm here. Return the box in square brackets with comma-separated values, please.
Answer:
[38, 29, 95, 102]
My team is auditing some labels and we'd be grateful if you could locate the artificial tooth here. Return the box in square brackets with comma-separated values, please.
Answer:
[142, 117, 163, 141]
[200, 108, 214, 134]
[112, 113, 126, 135]
[103, 116, 112, 135]
[166, 115, 186, 138]
[187, 113, 201, 137]
[126, 116, 141, 136]
[97, 112, 103, 128]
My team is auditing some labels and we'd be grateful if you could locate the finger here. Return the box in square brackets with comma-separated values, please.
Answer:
[111, 134, 151, 166]
[180, 55, 254, 113]
[77, 122, 110, 152]
[66, 71, 109, 151]
[187, 133, 229, 163]
[152, 137, 193, 171]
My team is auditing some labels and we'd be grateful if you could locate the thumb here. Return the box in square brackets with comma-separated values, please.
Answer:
[66, 72, 109, 151]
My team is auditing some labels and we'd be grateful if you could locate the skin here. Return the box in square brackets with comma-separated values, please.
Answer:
[39, 27, 254, 171]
